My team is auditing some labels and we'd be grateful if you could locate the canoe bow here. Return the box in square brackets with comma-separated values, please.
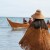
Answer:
[7, 18, 29, 29]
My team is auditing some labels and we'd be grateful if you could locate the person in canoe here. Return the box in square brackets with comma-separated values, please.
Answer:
[19, 10, 50, 50]
[47, 20, 50, 24]
[23, 18, 27, 24]
[28, 18, 33, 24]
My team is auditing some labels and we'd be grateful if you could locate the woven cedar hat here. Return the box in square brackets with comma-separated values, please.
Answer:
[31, 10, 44, 19]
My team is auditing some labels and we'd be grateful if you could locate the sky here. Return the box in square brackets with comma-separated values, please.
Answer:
[0, 0, 50, 18]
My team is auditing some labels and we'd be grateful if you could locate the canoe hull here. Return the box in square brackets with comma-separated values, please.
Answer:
[7, 18, 29, 29]
[47, 24, 50, 28]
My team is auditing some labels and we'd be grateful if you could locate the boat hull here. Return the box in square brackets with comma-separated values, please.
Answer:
[7, 18, 30, 29]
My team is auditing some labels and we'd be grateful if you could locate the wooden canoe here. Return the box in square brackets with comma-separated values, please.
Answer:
[7, 18, 30, 29]
[47, 24, 50, 28]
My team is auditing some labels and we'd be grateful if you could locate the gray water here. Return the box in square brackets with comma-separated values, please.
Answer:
[0, 28, 27, 50]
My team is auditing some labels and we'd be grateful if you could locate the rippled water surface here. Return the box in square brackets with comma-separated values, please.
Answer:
[0, 28, 27, 50]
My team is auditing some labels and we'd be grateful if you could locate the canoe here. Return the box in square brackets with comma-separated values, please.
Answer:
[47, 24, 50, 28]
[7, 18, 30, 29]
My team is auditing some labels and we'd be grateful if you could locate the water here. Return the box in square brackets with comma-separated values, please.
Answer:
[0, 17, 28, 50]
[0, 27, 27, 50]
[0, 17, 50, 50]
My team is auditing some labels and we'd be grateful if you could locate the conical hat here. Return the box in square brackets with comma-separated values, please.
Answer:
[31, 10, 44, 19]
